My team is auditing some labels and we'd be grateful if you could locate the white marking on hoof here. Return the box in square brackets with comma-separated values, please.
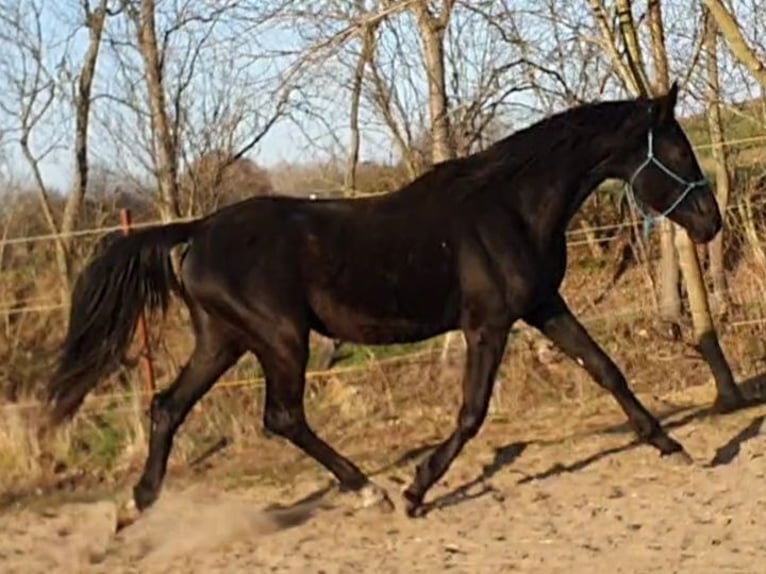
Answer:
[665, 450, 695, 467]
[357, 482, 395, 513]
[116, 498, 141, 533]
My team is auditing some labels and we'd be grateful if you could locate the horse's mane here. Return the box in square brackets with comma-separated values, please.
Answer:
[390, 96, 651, 203]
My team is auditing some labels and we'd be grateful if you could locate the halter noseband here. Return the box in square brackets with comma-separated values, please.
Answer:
[625, 129, 709, 237]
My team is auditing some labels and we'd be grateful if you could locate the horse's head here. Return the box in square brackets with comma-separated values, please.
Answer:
[621, 81, 721, 243]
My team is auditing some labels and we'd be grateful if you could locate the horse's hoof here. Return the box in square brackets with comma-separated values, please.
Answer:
[405, 503, 428, 518]
[663, 449, 694, 467]
[358, 482, 395, 513]
[333, 481, 395, 515]
[403, 489, 427, 518]
[132, 482, 158, 512]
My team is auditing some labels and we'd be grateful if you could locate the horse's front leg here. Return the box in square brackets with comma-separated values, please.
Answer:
[525, 293, 690, 460]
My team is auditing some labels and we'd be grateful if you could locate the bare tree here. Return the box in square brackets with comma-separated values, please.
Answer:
[588, 1, 677, 322]
[588, 0, 641, 94]
[0, 0, 110, 293]
[355, 2, 531, 176]
[120, 0, 181, 221]
[617, 0, 652, 89]
[61, 0, 114, 279]
[654, 3, 717, 360]
[647, 0, 683, 338]
[411, 0, 455, 164]
[704, 8, 731, 311]
[178, 153, 274, 215]
[345, 1, 381, 195]
[702, 0, 766, 89]
[100, 1, 295, 220]
[585, 0, 744, 408]
[0, 0, 64, 286]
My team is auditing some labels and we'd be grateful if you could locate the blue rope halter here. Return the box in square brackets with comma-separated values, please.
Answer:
[625, 129, 709, 237]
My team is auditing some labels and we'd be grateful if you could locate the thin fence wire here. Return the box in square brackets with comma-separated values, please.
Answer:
[0, 236, 734, 315]
[0, 346, 446, 413]
[1, 195, 765, 316]
[1, 130, 766, 249]
[5, 289, 766, 416]
[2, 132, 766, 415]
[3, 194, 766, 251]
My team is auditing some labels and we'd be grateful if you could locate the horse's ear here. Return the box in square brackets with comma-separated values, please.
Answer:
[666, 80, 679, 110]
[650, 80, 678, 125]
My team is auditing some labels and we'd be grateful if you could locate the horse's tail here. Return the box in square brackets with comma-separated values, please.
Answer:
[46, 220, 199, 425]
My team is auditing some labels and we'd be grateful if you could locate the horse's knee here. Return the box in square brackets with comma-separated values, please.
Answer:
[148, 391, 178, 433]
[263, 404, 304, 439]
[457, 406, 486, 441]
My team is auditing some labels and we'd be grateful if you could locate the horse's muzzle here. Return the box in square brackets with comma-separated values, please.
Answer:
[687, 211, 722, 244]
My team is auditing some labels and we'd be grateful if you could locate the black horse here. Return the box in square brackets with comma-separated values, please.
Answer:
[46, 82, 739, 518]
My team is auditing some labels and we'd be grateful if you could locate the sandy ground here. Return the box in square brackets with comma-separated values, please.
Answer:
[2, 383, 766, 574]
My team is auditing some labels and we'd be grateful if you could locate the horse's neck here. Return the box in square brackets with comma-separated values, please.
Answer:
[497, 109, 638, 244]
[520, 154, 610, 245]
[564, 168, 611, 223]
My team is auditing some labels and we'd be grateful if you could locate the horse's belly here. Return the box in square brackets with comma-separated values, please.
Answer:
[299, 221, 458, 343]
[312, 311, 445, 344]
[307, 282, 457, 344]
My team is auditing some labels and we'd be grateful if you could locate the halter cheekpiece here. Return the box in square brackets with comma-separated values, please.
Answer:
[624, 129, 709, 237]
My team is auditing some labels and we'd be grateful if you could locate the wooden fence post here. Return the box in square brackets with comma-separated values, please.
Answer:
[119, 208, 157, 402]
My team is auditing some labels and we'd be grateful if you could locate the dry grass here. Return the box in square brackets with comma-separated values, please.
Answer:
[3, 298, 764, 507]
[3, 188, 766, 505]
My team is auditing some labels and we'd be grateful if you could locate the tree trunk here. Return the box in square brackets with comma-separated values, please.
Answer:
[615, 0, 652, 93]
[647, 0, 682, 336]
[591, 0, 742, 406]
[702, 0, 766, 89]
[368, 60, 419, 179]
[647, 0, 669, 95]
[412, 0, 455, 165]
[656, 221, 682, 333]
[674, 229, 742, 409]
[60, 2, 108, 282]
[588, 0, 640, 94]
[345, 14, 378, 196]
[345, 53, 365, 196]
[130, 0, 181, 221]
[704, 10, 731, 312]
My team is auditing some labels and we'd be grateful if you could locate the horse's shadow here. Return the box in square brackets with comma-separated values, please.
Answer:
[600, 372, 766, 437]
[514, 373, 766, 485]
[412, 441, 529, 515]
[709, 414, 765, 467]
[258, 441, 446, 517]
[402, 372, 766, 513]
[271, 373, 766, 518]
[265, 440, 528, 518]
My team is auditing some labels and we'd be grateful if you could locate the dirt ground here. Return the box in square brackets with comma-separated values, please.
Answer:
[2, 382, 766, 574]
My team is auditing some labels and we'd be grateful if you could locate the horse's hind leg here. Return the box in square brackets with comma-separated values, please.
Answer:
[253, 322, 393, 511]
[404, 323, 508, 517]
[133, 305, 243, 511]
